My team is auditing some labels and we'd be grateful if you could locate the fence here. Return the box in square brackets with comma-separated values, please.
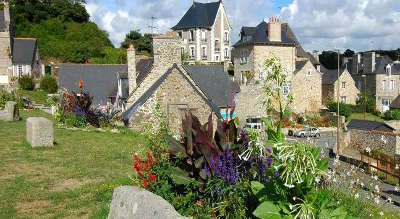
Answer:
[360, 153, 400, 185]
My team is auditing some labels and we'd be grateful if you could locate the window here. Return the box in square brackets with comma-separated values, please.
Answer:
[189, 47, 195, 59]
[341, 96, 347, 103]
[307, 69, 312, 76]
[341, 82, 346, 89]
[202, 46, 207, 60]
[201, 30, 206, 41]
[224, 48, 229, 59]
[215, 55, 219, 61]
[189, 30, 194, 41]
[224, 32, 229, 42]
[181, 47, 185, 56]
[18, 65, 23, 76]
[382, 80, 386, 91]
[178, 31, 182, 39]
[283, 83, 291, 96]
[391, 80, 395, 90]
[386, 64, 392, 76]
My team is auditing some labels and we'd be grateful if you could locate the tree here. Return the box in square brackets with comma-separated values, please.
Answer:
[343, 49, 355, 58]
[319, 51, 343, 70]
[121, 30, 153, 56]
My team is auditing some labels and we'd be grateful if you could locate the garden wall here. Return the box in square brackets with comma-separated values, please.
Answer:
[349, 129, 398, 155]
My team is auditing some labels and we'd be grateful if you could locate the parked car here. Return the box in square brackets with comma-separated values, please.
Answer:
[295, 127, 320, 138]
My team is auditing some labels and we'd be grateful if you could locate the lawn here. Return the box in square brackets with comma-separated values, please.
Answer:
[17, 89, 50, 105]
[0, 110, 146, 218]
[350, 112, 383, 122]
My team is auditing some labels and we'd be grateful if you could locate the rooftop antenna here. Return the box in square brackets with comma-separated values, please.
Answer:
[148, 16, 158, 35]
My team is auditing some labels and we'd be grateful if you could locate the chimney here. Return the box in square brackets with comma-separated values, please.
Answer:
[268, 17, 281, 42]
[127, 44, 136, 94]
[153, 31, 181, 72]
[365, 51, 376, 73]
[3, 1, 10, 30]
[312, 50, 319, 63]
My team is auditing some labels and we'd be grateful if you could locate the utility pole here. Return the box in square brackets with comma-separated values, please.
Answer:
[148, 16, 158, 35]
[362, 74, 367, 120]
[336, 49, 340, 155]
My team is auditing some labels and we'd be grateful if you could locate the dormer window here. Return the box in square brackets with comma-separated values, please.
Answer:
[386, 64, 391, 76]
[189, 30, 194, 41]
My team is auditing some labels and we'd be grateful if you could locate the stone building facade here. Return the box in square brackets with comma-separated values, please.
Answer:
[322, 68, 360, 105]
[172, 1, 231, 63]
[122, 32, 222, 134]
[0, 1, 12, 85]
[232, 17, 322, 124]
[348, 52, 400, 112]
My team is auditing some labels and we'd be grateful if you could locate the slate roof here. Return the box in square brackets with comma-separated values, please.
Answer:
[12, 38, 37, 65]
[172, 1, 220, 30]
[122, 64, 222, 123]
[390, 95, 400, 109]
[347, 119, 394, 132]
[295, 60, 308, 73]
[183, 65, 237, 108]
[234, 21, 310, 60]
[321, 68, 346, 85]
[58, 59, 153, 105]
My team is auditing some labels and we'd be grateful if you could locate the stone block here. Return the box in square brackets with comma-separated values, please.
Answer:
[108, 186, 189, 219]
[26, 117, 53, 147]
[0, 101, 19, 121]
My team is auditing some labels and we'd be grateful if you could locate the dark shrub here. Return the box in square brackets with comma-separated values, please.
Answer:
[0, 90, 15, 109]
[327, 100, 352, 120]
[19, 76, 34, 90]
[40, 76, 58, 93]
[383, 111, 392, 120]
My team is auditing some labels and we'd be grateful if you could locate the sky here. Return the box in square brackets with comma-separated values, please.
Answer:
[85, 0, 400, 52]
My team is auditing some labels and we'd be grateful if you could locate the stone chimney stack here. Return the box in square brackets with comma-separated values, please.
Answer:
[312, 50, 319, 63]
[127, 44, 136, 94]
[268, 17, 281, 42]
[152, 31, 181, 72]
[364, 52, 376, 74]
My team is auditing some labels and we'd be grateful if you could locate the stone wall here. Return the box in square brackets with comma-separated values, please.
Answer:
[129, 67, 218, 135]
[0, 32, 11, 80]
[323, 70, 360, 105]
[292, 61, 322, 113]
[375, 74, 400, 112]
[233, 45, 254, 83]
[153, 33, 181, 74]
[349, 129, 397, 155]
[235, 84, 267, 126]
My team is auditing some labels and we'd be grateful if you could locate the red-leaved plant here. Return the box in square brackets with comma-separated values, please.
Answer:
[133, 151, 156, 189]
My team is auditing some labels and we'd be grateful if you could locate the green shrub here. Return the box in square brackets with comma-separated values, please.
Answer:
[327, 100, 352, 120]
[391, 110, 400, 120]
[0, 90, 15, 109]
[40, 76, 58, 93]
[383, 111, 392, 120]
[18, 76, 34, 90]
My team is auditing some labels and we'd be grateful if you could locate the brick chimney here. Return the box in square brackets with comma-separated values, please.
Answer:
[268, 17, 281, 42]
[152, 31, 181, 72]
[127, 44, 136, 94]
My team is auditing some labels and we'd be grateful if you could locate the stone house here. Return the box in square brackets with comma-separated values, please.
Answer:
[347, 119, 400, 157]
[122, 32, 236, 134]
[172, 0, 232, 63]
[232, 17, 322, 125]
[0, 1, 41, 86]
[321, 67, 360, 105]
[348, 52, 400, 112]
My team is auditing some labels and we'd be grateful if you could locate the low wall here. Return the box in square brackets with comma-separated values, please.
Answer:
[349, 129, 397, 155]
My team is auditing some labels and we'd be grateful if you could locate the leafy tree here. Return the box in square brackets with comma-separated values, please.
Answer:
[343, 49, 355, 58]
[319, 51, 343, 70]
[326, 100, 352, 120]
[356, 92, 376, 113]
[121, 30, 153, 56]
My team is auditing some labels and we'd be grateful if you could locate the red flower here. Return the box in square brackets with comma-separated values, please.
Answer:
[142, 178, 150, 189]
[148, 173, 156, 183]
[146, 151, 154, 166]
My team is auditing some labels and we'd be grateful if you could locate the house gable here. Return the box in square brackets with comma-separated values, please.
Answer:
[124, 64, 220, 134]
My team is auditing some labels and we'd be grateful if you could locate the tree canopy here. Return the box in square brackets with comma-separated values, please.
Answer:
[121, 30, 153, 56]
[319, 51, 343, 70]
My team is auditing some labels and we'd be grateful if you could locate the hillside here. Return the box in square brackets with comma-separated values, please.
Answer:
[9, 0, 125, 64]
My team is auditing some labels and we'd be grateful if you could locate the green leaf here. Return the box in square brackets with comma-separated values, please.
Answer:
[251, 181, 268, 202]
[253, 201, 283, 219]
[170, 167, 192, 186]
[317, 158, 329, 172]
[319, 207, 348, 219]
[312, 147, 321, 160]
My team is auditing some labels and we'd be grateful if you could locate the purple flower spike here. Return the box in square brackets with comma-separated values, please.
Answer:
[266, 157, 272, 168]
[267, 147, 272, 154]
[274, 170, 280, 178]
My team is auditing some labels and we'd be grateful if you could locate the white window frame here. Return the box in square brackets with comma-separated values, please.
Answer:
[18, 65, 23, 77]
[189, 46, 195, 59]
[189, 30, 194, 41]
[386, 64, 392, 76]
[224, 31, 229, 42]
[341, 96, 347, 103]
[224, 48, 229, 59]
[201, 30, 206, 41]
[391, 80, 395, 90]
[341, 82, 346, 89]
[382, 80, 386, 91]
[201, 46, 207, 59]
[282, 83, 291, 96]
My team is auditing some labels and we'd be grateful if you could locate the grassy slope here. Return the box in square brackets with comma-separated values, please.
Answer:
[0, 110, 145, 218]
[350, 112, 383, 122]
[17, 90, 49, 105]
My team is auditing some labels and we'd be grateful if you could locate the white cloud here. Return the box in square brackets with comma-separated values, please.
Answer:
[280, 0, 400, 52]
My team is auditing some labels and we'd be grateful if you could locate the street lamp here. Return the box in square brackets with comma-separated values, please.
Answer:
[336, 49, 340, 154]
[362, 75, 367, 120]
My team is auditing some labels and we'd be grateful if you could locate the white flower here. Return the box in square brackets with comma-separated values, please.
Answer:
[379, 211, 384, 216]
[360, 182, 364, 187]
[396, 164, 399, 170]
[380, 135, 387, 144]
[395, 186, 399, 192]
[315, 176, 321, 183]
[354, 193, 359, 199]
[365, 147, 371, 154]
[373, 175, 378, 181]
[374, 197, 380, 204]
[374, 185, 380, 192]
[346, 171, 351, 176]
[289, 204, 293, 210]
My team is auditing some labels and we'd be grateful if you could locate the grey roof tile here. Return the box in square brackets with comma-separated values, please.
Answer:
[184, 65, 236, 108]
[172, 1, 220, 30]
[12, 38, 37, 65]
[321, 68, 346, 85]
[390, 95, 400, 109]
[347, 119, 394, 132]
